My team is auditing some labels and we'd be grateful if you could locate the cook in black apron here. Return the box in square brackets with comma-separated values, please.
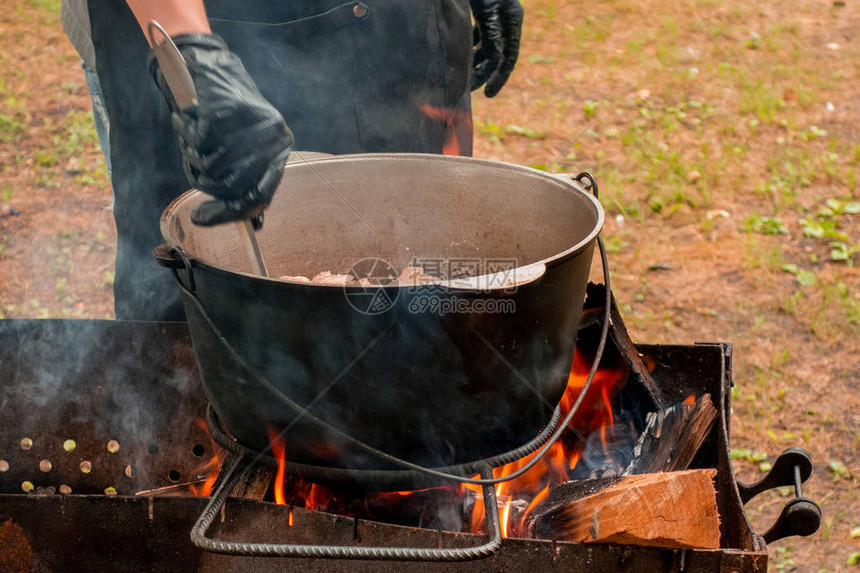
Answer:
[89, 0, 519, 321]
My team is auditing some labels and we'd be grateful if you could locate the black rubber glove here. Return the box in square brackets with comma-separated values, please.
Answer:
[470, 0, 524, 98]
[148, 34, 293, 227]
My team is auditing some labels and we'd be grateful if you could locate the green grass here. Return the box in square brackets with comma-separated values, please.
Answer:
[25, 0, 60, 12]
[0, 114, 26, 143]
[738, 79, 785, 123]
[51, 110, 99, 157]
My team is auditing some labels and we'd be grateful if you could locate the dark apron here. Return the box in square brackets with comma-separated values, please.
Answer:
[89, 0, 472, 320]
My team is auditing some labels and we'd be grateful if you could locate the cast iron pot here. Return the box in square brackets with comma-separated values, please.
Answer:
[156, 154, 603, 473]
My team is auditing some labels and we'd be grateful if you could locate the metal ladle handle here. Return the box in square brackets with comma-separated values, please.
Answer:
[146, 21, 197, 109]
[146, 20, 269, 277]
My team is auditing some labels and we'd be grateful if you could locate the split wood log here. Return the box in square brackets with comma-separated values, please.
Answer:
[229, 464, 274, 501]
[625, 394, 717, 475]
[527, 469, 720, 549]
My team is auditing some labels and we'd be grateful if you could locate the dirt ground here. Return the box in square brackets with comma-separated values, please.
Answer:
[1, 0, 858, 571]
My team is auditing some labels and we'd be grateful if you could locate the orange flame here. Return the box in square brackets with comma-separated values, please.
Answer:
[500, 499, 512, 538]
[307, 484, 335, 511]
[683, 393, 696, 406]
[188, 456, 221, 497]
[267, 427, 287, 505]
[188, 418, 223, 497]
[458, 477, 488, 533]
[569, 449, 581, 471]
[519, 484, 549, 534]
[419, 104, 473, 156]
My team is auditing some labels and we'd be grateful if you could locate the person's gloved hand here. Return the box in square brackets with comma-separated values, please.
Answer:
[148, 34, 293, 227]
[469, 0, 524, 98]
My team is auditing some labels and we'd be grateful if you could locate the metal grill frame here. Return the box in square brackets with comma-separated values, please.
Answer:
[0, 319, 770, 571]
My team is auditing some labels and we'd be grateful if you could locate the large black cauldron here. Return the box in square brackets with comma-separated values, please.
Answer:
[157, 154, 603, 473]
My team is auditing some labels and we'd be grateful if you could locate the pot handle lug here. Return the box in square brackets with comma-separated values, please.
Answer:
[737, 447, 822, 543]
[552, 172, 600, 199]
[153, 243, 196, 292]
[574, 172, 599, 199]
[153, 243, 183, 269]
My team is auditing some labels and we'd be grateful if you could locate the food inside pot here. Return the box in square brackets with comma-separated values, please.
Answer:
[279, 266, 439, 286]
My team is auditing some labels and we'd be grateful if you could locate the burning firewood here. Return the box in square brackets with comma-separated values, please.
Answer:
[525, 469, 721, 549]
[520, 395, 719, 546]
[228, 464, 273, 502]
[625, 394, 718, 474]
